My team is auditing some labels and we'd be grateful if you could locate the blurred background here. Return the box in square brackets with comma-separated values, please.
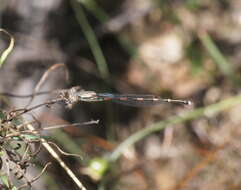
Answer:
[0, 0, 241, 189]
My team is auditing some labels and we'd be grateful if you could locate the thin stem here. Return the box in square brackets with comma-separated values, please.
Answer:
[0, 91, 53, 98]
[109, 94, 241, 162]
[3, 99, 62, 123]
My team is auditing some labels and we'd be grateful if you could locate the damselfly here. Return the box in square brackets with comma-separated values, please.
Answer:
[60, 87, 192, 107]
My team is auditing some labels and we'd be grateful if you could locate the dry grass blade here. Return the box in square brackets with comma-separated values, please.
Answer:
[16, 162, 51, 190]
[25, 123, 87, 190]
[1, 105, 98, 189]
[0, 29, 14, 67]
[47, 141, 83, 159]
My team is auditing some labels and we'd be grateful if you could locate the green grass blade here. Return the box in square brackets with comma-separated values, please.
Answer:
[77, 0, 108, 21]
[109, 94, 241, 162]
[198, 31, 238, 83]
[78, 0, 139, 63]
[70, 0, 110, 80]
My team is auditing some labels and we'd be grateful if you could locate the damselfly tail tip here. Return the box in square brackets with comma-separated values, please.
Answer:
[166, 99, 192, 105]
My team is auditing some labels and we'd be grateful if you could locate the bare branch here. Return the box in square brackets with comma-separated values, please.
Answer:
[25, 63, 68, 107]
